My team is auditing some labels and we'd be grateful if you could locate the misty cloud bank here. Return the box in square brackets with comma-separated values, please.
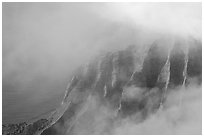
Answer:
[63, 82, 201, 135]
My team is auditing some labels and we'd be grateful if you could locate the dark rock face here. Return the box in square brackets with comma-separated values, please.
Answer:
[142, 43, 168, 88]
[118, 42, 168, 118]
[94, 52, 114, 98]
[169, 42, 186, 87]
[119, 98, 146, 117]
[3, 38, 202, 135]
[130, 71, 146, 87]
[187, 40, 202, 80]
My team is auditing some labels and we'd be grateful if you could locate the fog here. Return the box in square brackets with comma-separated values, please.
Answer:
[112, 84, 202, 134]
[66, 81, 201, 134]
[99, 3, 201, 39]
[2, 2, 201, 125]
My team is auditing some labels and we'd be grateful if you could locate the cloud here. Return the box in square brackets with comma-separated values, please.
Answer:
[95, 3, 201, 40]
[112, 84, 202, 134]
[65, 82, 201, 135]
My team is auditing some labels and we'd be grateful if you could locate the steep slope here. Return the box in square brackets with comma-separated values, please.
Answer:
[2, 38, 202, 135]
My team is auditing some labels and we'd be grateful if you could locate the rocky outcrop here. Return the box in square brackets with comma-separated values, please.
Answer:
[2, 119, 50, 135]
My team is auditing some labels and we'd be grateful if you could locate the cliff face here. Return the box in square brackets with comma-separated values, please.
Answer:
[3, 38, 202, 135]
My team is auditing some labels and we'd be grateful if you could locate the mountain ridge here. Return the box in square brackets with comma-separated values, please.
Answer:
[2, 38, 202, 135]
